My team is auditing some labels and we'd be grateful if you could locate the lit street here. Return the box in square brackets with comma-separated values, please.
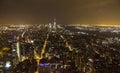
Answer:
[0, 24, 120, 73]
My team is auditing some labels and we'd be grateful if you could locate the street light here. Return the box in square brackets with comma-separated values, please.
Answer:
[4, 61, 11, 69]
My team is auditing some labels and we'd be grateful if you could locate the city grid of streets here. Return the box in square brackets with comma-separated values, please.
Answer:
[0, 24, 120, 73]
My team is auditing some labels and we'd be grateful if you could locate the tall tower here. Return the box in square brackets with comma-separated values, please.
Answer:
[49, 23, 52, 29]
[53, 18, 57, 30]
[54, 18, 56, 26]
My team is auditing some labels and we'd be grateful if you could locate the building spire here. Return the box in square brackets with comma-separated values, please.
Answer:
[54, 18, 56, 25]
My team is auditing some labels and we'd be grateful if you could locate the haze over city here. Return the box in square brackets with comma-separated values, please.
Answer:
[0, 0, 120, 24]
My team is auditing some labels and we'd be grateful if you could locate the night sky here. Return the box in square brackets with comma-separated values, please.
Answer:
[0, 0, 120, 24]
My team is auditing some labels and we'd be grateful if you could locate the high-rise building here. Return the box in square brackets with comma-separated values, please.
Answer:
[53, 18, 57, 31]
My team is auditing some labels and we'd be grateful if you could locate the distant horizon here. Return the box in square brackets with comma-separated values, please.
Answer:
[0, 21, 120, 25]
[0, 20, 120, 24]
[1, 23, 120, 26]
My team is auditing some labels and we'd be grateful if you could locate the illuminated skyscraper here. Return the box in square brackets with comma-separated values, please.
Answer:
[16, 42, 21, 61]
[53, 18, 57, 31]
